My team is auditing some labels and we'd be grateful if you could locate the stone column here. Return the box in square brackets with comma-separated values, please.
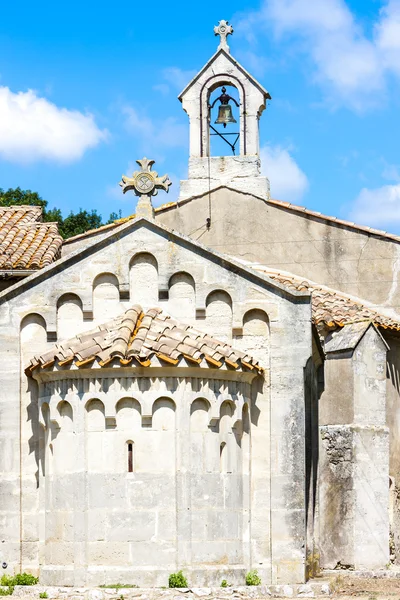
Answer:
[320, 323, 389, 570]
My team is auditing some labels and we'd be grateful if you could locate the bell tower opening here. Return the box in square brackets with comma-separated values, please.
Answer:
[209, 85, 240, 156]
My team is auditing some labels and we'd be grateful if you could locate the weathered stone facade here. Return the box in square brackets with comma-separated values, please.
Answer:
[1, 19, 400, 589]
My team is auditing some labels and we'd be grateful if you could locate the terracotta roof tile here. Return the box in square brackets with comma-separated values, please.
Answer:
[26, 304, 262, 375]
[252, 265, 400, 332]
[0, 206, 62, 270]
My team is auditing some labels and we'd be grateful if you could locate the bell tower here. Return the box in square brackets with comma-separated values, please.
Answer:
[178, 20, 271, 201]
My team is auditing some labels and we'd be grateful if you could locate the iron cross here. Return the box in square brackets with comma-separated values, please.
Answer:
[214, 20, 234, 53]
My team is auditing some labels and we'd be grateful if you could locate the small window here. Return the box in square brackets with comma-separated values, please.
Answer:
[220, 442, 227, 473]
[128, 442, 133, 473]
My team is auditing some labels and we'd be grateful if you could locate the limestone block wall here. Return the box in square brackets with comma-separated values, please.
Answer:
[34, 370, 253, 587]
[319, 327, 389, 570]
[0, 220, 312, 585]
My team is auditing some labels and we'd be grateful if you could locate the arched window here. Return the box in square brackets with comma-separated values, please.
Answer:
[127, 441, 134, 473]
[220, 442, 228, 473]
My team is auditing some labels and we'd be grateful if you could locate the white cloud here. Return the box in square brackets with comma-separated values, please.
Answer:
[376, 0, 400, 75]
[236, 0, 400, 111]
[0, 86, 106, 163]
[349, 183, 400, 227]
[123, 105, 187, 150]
[260, 144, 308, 202]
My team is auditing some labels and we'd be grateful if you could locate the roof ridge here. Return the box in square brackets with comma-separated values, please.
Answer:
[249, 263, 400, 332]
[25, 304, 262, 376]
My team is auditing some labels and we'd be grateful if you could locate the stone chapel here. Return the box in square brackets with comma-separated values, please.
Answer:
[1, 20, 400, 588]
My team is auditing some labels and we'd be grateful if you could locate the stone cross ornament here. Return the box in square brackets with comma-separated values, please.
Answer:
[120, 158, 172, 219]
[214, 20, 234, 53]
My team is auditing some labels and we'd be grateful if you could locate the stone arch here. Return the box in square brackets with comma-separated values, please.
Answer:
[206, 290, 233, 342]
[219, 400, 234, 435]
[129, 252, 158, 308]
[57, 400, 73, 431]
[20, 313, 47, 355]
[168, 272, 196, 321]
[190, 398, 210, 431]
[86, 399, 106, 432]
[93, 273, 121, 323]
[57, 293, 83, 340]
[152, 397, 176, 431]
[86, 399, 106, 472]
[242, 308, 270, 364]
[116, 398, 141, 431]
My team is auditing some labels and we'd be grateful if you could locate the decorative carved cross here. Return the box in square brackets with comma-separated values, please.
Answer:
[120, 157, 172, 218]
[214, 20, 234, 53]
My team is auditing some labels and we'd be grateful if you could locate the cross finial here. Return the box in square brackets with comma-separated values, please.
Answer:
[214, 20, 234, 53]
[119, 157, 172, 219]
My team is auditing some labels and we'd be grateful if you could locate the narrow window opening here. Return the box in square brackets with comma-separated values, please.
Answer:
[220, 442, 227, 473]
[128, 442, 133, 473]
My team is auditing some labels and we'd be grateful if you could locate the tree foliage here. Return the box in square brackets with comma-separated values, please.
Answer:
[0, 187, 121, 239]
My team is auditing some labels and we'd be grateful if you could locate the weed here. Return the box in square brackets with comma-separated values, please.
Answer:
[39, 593, 48, 599]
[1, 574, 38, 587]
[168, 571, 188, 588]
[0, 588, 14, 597]
[221, 580, 228, 588]
[245, 570, 261, 586]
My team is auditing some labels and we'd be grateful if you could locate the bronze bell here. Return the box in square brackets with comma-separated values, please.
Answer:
[215, 103, 237, 127]
[214, 86, 238, 128]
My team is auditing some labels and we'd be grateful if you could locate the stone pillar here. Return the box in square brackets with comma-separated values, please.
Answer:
[320, 323, 389, 570]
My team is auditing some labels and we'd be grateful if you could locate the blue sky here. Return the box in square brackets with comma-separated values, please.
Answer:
[1, 0, 400, 231]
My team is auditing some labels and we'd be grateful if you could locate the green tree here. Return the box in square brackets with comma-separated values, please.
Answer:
[0, 187, 120, 239]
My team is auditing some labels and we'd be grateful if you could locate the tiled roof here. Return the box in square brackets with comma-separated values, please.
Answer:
[0, 206, 62, 269]
[252, 265, 400, 332]
[26, 305, 262, 375]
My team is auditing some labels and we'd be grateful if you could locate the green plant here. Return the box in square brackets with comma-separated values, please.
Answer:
[221, 580, 228, 588]
[1, 574, 38, 587]
[168, 571, 188, 588]
[245, 570, 261, 586]
[0, 588, 14, 597]
[39, 593, 48, 599]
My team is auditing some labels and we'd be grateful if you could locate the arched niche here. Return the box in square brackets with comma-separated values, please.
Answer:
[206, 290, 233, 342]
[57, 400, 73, 432]
[152, 398, 176, 431]
[86, 399, 106, 472]
[190, 398, 210, 432]
[168, 272, 195, 322]
[116, 398, 141, 431]
[57, 293, 83, 340]
[242, 308, 270, 364]
[86, 399, 106, 432]
[93, 273, 121, 323]
[20, 313, 47, 358]
[219, 400, 234, 435]
[129, 253, 158, 308]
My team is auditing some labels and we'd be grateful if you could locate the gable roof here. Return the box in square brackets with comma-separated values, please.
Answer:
[63, 186, 400, 249]
[0, 215, 310, 304]
[178, 49, 271, 100]
[26, 304, 262, 376]
[249, 264, 400, 332]
[0, 206, 62, 270]
[324, 322, 389, 354]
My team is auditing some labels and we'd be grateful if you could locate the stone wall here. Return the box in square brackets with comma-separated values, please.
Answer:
[0, 220, 312, 585]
